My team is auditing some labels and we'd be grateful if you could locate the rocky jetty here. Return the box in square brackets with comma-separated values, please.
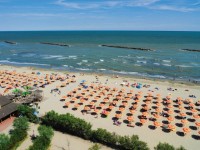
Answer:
[100, 44, 154, 51]
[181, 49, 200, 52]
[40, 42, 69, 47]
[4, 41, 17, 44]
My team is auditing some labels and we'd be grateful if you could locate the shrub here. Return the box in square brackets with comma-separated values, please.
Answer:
[9, 117, 29, 148]
[92, 128, 118, 147]
[0, 134, 10, 150]
[29, 125, 54, 150]
[176, 146, 186, 150]
[42, 111, 92, 140]
[17, 105, 39, 123]
[88, 143, 102, 150]
[154, 142, 175, 150]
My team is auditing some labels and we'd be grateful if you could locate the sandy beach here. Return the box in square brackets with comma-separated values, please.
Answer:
[0, 65, 200, 150]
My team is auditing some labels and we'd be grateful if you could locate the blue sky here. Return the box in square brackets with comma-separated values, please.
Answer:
[0, 0, 200, 31]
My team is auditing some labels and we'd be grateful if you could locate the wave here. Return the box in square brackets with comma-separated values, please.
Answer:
[76, 68, 92, 71]
[98, 68, 106, 71]
[148, 75, 166, 79]
[111, 70, 166, 79]
[118, 55, 131, 58]
[162, 64, 172, 67]
[68, 55, 77, 58]
[57, 57, 69, 60]
[153, 63, 160, 66]
[0, 60, 50, 66]
[162, 60, 171, 63]
[190, 63, 200, 67]
[77, 62, 82, 65]
[82, 60, 88, 63]
[42, 55, 63, 59]
[176, 65, 193, 68]
[100, 59, 104, 62]
[136, 56, 144, 59]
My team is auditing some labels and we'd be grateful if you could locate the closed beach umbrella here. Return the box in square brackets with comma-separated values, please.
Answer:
[181, 119, 188, 125]
[168, 124, 176, 131]
[154, 121, 161, 128]
[183, 127, 190, 135]
[193, 114, 200, 119]
[140, 119, 147, 125]
[195, 122, 200, 129]
[167, 116, 174, 123]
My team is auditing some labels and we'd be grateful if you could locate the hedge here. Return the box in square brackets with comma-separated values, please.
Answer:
[42, 111, 92, 140]
[154, 143, 186, 150]
[42, 111, 149, 150]
[28, 125, 54, 150]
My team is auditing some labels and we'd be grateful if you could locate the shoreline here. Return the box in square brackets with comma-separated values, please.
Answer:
[0, 64, 199, 88]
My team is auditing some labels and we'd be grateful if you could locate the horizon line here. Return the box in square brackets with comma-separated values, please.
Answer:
[0, 30, 200, 32]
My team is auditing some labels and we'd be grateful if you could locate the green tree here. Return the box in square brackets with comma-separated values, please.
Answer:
[9, 117, 29, 149]
[13, 117, 29, 132]
[92, 128, 118, 147]
[38, 125, 54, 141]
[118, 135, 149, 150]
[0, 134, 10, 150]
[29, 125, 54, 150]
[17, 105, 39, 123]
[12, 88, 22, 95]
[155, 142, 175, 150]
[23, 86, 31, 91]
[176, 146, 186, 150]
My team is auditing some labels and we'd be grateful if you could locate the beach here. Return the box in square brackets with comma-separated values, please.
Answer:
[0, 64, 200, 150]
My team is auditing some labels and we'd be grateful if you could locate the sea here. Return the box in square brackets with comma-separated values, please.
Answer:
[0, 31, 200, 82]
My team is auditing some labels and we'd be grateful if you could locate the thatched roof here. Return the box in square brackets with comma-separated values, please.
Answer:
[0, 96, 12, 107]
[0, 102, 19, 120]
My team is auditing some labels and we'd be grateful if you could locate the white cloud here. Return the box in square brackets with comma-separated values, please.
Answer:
[150, 5, 195, 12]
[54, 0, 199, 12]
[54, 0, 159, 9]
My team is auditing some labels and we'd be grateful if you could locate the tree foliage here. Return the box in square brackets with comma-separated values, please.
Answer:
[0, 134, 10, 150]
[17, 105, 39, 123]
[9, 117, 29, 148]
[29, 125, 54, 150]
[42, 111, 92, 140]
[154, 142, 175, 150]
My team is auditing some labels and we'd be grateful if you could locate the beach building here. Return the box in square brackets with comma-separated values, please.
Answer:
[0, 96, 19, 121]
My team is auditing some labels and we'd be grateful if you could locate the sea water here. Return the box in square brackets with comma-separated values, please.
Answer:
[0, 31, 200, 81]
